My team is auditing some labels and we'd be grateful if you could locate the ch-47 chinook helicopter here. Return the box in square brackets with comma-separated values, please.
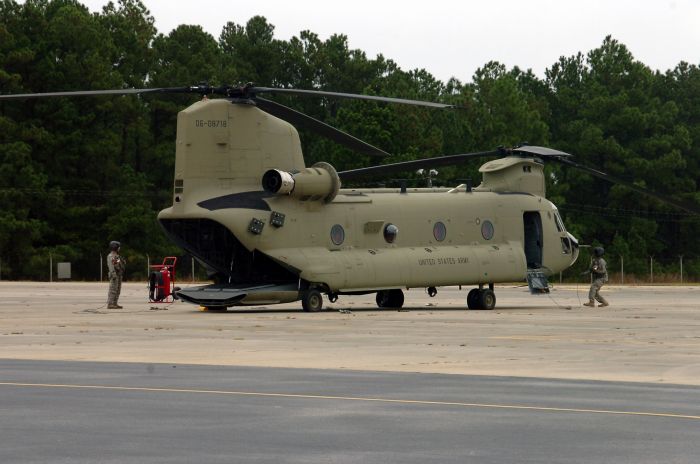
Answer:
[2, 84, 698, 311]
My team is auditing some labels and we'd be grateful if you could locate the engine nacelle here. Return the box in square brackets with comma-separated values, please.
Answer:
[262, 162, 341, 203]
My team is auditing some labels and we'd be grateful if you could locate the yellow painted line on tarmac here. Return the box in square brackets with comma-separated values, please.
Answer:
[2, 381, 700, 421]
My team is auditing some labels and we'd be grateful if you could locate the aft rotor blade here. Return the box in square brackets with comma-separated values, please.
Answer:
[250, 87, 457, 109]
[553, 157, 700, 215]
[0, 85, 461, 108]
[0, 87, 201, 100]
[254, 97, 390, 158]
[338, 150, 498, 181]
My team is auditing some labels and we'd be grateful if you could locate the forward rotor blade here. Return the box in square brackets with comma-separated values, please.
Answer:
[553, 157, 700, 215]
[512, 145, 572, 157]
[250, 87, 457, 109]
[254, 97, 390, 158]
[338, 150, 498, 181]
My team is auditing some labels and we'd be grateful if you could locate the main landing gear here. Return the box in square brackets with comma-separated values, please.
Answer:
[376, 289, 405, 308]
[467, 284, 496, 310]
[301, 288, 324, 312]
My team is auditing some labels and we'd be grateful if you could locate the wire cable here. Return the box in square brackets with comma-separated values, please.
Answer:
[544, 284, 572, 310]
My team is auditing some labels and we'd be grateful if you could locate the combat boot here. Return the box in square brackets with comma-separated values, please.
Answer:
[597, 300, 609, 307]
[583, 300, 595, 307]
[107, 304, 120, 309]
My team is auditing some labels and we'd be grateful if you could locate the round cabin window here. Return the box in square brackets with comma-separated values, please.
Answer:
[433, 221, 447, 242]
[383, 223, 398, 243]
[481, 220, 494, 240]
[330, 224, 345, 245]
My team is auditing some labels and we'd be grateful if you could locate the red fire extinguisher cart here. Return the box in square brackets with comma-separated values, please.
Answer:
[148, 257, 178, 303]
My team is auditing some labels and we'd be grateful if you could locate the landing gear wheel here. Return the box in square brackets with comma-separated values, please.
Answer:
[376, 289, 404, 308]
[376, 291, 389, 308]
[302, 289, 323, 312]
[389, 289, 405, 308]
[467, 289, 480, 309]
[479, 289, 496, 310]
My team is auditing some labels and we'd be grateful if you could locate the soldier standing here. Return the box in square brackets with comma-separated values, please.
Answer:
[107, 241, 126, 309]
[583, 246, 609, 307]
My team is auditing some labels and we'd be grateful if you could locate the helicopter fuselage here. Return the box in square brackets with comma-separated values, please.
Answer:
[157, 98, 579, 308]
[160, 187, 578, 291]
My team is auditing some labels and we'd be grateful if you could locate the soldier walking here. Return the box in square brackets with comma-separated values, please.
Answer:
[583, 246, 609, 307]
[107, 241, 126, 309]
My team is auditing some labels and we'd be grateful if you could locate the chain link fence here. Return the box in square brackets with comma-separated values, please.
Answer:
[559, 254, 698, 284]
[1, 253, 697, 284]
[0, 253, 208, 283]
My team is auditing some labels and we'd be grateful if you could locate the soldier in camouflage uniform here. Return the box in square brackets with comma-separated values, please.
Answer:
[583, 246, 609, 307]
[107, 241, 126, 309]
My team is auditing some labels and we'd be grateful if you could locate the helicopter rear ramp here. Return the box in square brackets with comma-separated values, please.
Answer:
[176, 282, 299, 307]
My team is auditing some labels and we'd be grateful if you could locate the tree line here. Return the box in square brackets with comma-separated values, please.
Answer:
[1, 0, 699, 281]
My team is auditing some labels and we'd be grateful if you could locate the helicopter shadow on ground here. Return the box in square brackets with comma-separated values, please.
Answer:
[190, 304, 553, 315]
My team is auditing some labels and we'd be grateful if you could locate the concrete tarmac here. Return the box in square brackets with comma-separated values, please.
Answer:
[2, 360, 700, 464]
[1, 282, 699, 385]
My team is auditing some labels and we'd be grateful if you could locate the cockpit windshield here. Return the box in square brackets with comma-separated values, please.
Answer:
[553, 210, 566, 232]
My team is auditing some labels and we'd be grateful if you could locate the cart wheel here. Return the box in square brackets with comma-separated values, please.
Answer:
[203, 306, 227, 312]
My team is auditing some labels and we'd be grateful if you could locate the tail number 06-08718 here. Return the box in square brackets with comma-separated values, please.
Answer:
[195, 119, 227, 128]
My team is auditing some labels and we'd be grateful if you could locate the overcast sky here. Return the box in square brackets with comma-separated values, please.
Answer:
[75, 0, 700, 83]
